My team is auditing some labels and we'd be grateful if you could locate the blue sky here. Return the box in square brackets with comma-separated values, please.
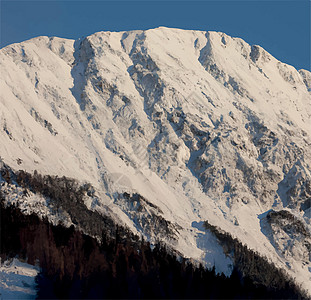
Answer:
[1, 1, 310, 70]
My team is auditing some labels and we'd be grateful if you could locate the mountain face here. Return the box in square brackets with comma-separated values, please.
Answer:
[0, 27, 310, 294]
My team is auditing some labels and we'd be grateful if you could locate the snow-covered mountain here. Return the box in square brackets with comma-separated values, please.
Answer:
[1, 27, 310, 294]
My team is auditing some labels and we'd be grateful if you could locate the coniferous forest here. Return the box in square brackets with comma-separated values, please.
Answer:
[0, 164, 307, 299]
[0, 201, 306, 299]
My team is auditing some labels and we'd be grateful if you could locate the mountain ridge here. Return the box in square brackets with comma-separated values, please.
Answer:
[0, 27, 310, 295]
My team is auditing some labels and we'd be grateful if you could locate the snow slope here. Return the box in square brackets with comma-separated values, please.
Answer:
[0, 258, 39, 299]
[0, 27, 310, 293]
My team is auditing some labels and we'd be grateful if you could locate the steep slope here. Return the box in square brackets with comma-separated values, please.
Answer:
[0, 27, 310, 293]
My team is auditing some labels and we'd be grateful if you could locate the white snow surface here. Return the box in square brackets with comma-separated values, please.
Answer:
[0, 258, 39, 299]
[0, 27, 311, 293]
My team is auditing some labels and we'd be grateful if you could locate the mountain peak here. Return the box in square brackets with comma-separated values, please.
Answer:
[1, 28, 310, 295]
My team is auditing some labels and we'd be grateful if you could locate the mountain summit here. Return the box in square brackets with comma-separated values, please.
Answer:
[1, 27, 310, 295]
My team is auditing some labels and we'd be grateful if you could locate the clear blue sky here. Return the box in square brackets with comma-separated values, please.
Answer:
[1, 0, 310, 70]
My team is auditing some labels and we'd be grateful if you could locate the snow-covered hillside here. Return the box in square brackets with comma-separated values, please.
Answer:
[0, 27, 310, 293]
[0, 258, 39, 299]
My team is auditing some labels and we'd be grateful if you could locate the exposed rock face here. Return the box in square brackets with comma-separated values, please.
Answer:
[0, 27, 310, 293]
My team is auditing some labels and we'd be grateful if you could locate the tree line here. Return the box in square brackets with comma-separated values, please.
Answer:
[0, 161, 307, 298]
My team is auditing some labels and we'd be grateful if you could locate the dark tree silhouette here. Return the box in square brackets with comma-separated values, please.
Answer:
[0, 160, 307, 299]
